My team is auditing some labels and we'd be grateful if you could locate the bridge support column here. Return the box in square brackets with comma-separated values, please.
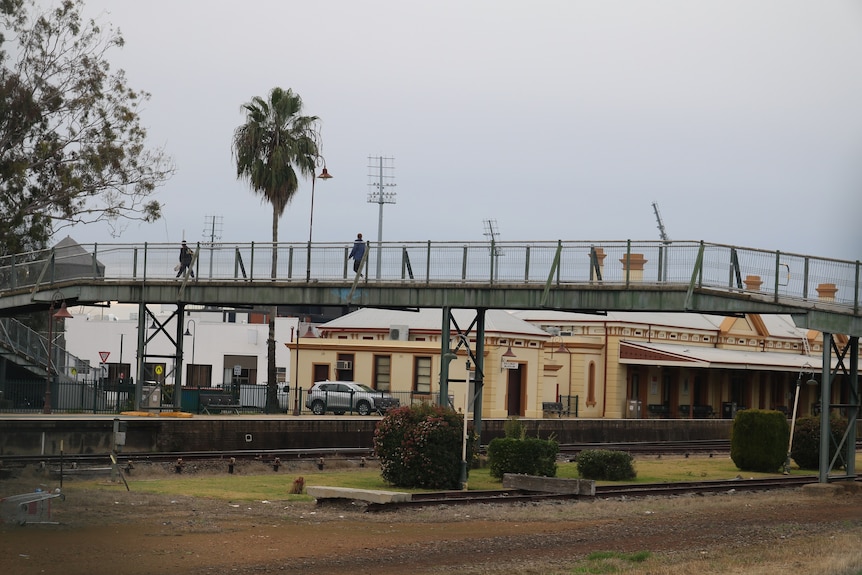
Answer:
[439, 307, 451, 407]
[846, 336, 858, 478]
[819, 333, 832, 483]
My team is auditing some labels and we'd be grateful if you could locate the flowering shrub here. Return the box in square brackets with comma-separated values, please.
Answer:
[373, 403, 468, 489]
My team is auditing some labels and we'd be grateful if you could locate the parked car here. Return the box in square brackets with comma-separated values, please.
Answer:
[305, 381, 400, 416]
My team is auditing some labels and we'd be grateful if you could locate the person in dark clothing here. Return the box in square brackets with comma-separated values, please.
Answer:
[176, 240, 194, 278]
[348, 233, 366, 275]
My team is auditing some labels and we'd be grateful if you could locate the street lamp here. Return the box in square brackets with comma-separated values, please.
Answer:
[784, 364, 818, 474]
[306, 162, 333, 281]
[184, 319, 196, 386]
[550, 335, 572, 405]
[44, 295, 73, 414]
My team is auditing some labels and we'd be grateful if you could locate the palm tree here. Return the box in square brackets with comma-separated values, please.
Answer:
[232, 87, 322, 413]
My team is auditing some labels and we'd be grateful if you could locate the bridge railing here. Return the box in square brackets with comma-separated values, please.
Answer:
[1, 240, 859, 315]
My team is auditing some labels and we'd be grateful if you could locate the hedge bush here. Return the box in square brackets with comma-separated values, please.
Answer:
[730, 409, 789, 473]
[575, 449, 636, 481]
[790, 415, 849, 470]
[373, 403, 469, 489]
[487, 435, 558, 479]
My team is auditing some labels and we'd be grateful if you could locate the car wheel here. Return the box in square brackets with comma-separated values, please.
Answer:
[311, 400, 326, 415]
[356, 400, 371, 416]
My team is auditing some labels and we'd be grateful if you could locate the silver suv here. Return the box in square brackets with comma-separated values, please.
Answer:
[305, 381, 400, 416]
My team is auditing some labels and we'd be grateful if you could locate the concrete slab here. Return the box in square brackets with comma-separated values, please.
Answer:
[306, 486, 412, 504]
[502, 474, 596, 496]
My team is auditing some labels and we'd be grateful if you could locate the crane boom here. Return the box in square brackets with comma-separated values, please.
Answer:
[652, 201, 670, 244]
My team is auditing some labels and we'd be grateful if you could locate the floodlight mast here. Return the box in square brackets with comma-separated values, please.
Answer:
[367, 156, 396, 279]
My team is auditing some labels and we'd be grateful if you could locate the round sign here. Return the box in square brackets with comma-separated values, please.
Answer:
[155, 365, 163, 375]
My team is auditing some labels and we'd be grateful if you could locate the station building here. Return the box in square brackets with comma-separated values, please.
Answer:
[291, 308, 852, 420]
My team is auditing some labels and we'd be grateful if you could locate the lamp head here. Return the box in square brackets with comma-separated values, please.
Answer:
[318, 167, 333, 180]
[53, 302, 73, 319]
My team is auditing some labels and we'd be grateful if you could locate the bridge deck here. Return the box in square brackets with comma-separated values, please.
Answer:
[1, 239, 860, 335]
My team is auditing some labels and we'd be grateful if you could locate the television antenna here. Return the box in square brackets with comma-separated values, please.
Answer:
[651, 202, 670, 281]
[651, 202, 670, 244]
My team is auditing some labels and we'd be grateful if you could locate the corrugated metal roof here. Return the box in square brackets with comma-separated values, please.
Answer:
[619, 340, 826, 373]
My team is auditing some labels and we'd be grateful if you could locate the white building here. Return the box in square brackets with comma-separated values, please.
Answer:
[65, 304, 296, 390]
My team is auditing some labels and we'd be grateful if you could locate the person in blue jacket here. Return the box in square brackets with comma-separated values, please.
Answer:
[348, 233, 366, 275]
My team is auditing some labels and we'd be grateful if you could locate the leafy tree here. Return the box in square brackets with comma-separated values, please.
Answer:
[232, 86, 322, 413]
[0, 0, 174, 255]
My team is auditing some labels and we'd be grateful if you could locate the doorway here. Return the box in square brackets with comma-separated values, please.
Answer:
[506, 364, 524, 416]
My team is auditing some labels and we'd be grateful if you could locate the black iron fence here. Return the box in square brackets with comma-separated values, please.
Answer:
[0, 380, 459, 416]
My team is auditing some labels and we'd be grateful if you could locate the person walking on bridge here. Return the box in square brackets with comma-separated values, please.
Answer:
[348, 233, 366, 276]
[176, 240, 194, 278]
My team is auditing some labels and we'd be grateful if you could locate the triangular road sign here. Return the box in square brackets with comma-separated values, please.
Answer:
[99, 351, 110, 363]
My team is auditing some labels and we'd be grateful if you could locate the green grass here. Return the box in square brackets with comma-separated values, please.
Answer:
[80, 453, 859, 502]
[570, 551, 653, 573]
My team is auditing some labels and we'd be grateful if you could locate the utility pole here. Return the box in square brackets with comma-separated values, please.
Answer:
[367, 156, 396, 279]
[483, 219, 503, 281]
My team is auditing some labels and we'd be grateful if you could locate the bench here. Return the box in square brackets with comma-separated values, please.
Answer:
[692, 405, 715, 418]
[542, 402, 565, 417]
[648, 404, 669, 418]
[678, 404, 715, 418]
[199, 393, 241, 415]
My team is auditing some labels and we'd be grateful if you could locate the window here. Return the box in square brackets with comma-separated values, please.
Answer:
[586, 362, 597, 407]
[374, 355, 391, 391]
[414, 356, 432, 394]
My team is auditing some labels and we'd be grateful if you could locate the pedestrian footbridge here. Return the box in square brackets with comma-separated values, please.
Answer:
[0, 239, 859, 336]
[1, 238, 859, 484]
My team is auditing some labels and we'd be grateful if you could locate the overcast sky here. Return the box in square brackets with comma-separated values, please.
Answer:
[66, 0, 862, 261]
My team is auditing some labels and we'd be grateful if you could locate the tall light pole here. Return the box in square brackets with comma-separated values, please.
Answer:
[183, 319, 196, 386]
[44, 294, 73, 414]
[306, 163, 333, 281]
[367, 156, 396, 279]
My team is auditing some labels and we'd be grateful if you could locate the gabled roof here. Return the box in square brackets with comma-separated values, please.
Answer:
[511, 310, 810, 340]
[320, 308, 550, 338]
[510, 310, 725, 331]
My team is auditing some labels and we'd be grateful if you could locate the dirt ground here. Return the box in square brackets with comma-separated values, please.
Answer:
[1, 468, 861, 575]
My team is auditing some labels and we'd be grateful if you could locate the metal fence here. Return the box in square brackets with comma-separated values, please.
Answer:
[2, 240, 859, 313]
[0, 379, 456, 416]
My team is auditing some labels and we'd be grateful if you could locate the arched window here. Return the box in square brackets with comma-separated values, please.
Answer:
[587, 361, 597, 407]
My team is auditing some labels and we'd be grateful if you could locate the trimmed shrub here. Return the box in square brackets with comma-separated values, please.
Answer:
[576, 449, 636, 481]
[487, 436, 558, 479]
[503, 416, 526, 439]
[373, 403, 469, 489]
[790, 415, 849, 470]
[730, 409, 789, 472]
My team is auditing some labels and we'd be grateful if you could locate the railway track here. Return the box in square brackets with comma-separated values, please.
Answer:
[0, 447, 374, 469]
[3, 439, 860, 467]
[365, 474, 859, 511]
